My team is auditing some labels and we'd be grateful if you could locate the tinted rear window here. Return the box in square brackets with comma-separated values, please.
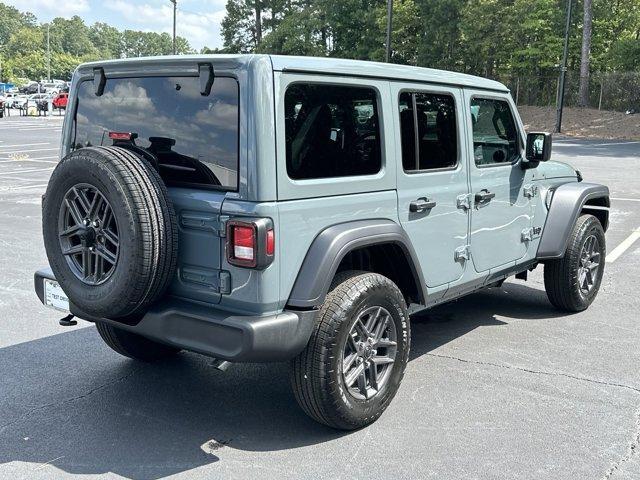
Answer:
[285, 83, 382, 180]
[73, 76, 239, 190]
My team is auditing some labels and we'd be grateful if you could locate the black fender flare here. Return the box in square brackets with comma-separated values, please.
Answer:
[537, 182, 610, 260]
[286, 219, 427, 308]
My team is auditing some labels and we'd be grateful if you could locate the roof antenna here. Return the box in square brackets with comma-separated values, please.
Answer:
[93, 67, 106, 96]
[198, 63, 214, 96]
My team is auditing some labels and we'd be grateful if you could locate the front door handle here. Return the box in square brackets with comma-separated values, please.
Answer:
[409, 197, 437, 213]
[474, 189, 496, 207]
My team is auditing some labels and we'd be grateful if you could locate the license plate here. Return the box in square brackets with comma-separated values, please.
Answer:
[44, 279, 69, 312]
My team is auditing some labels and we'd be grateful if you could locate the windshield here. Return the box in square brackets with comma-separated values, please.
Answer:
[73, 75, 239, 190]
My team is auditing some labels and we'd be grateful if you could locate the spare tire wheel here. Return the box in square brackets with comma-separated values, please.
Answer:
[42, 146, 178, 319]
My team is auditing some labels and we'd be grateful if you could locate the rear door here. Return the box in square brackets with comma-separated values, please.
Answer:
[463, 90, 530, 272]
[72, 74, 241, 304]
[393, 83, 470, 288]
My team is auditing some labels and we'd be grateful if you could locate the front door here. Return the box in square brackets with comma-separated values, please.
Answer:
[394, 83, 470, 288]
[464, 90, 531, 272]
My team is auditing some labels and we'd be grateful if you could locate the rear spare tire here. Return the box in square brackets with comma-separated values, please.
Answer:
[42, 146, 178, 319]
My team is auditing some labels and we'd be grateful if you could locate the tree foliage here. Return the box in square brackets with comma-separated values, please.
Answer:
[0, 2, 194, 83]
[220, 0, 640, 83]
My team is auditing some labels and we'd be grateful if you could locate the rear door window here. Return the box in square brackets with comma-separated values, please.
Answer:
[285, 83, 382, 180]
[73, 76, 239, 190]
[399, 91, 458, 171]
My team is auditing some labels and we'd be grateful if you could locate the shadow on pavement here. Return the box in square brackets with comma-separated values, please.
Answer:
[0, 281, 562, 479]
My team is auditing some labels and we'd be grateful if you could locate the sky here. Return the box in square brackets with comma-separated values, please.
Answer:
[3, 0, 227, 51]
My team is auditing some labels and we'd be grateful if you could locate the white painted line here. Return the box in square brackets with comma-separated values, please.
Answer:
[0, 142, 52, 149]
[611, 197, 640, 203]
[0, 155, 59, 163]
[606, 228, 640, 263]
[18, 127, 63, 131]
[592, 141, 640, 147]
[0, 183, 49, 192]
[0, 147, 59, 155]
[0, 167, 54, 176]
[0, 158, 58, 164]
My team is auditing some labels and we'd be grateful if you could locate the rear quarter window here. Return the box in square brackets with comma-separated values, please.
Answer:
[73, 76, 239, 190]
[284, 83, 382, 180]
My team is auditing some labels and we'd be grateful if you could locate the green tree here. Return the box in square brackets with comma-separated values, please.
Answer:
[89, 22, 124, 59]
[0, 2, 36, 45]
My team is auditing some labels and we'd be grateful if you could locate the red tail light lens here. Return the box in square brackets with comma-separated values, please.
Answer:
[226, 219, 274, 269]
[232, 225, 255, 262]
[108, 132, 133, 140]
[266, 229, 275, 256]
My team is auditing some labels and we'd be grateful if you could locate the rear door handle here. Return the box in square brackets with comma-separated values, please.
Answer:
[474, 189, 495, 207]
[409, 197, 437, 213]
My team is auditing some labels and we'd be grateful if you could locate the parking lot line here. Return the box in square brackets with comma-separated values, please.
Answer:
[0, 148, 59, 155]
[611, 197, 640, 203]
[0, 158, 58, 165]
[0, 167, 54, 176]
[606, 227, 640, 263]
[0, 183, 49, 192]
[0, 142, 52, 149]
[18, 127, 63, 131]
[591, 141, 640, 147]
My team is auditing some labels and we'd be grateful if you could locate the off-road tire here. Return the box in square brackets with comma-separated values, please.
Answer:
[291, 271, 410, 430]
[96, 322, 180, 361]
[544, 214, 606, 312]
[42, 146, 178, 319]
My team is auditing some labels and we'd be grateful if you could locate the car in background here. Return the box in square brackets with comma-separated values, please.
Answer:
[9, 94, 28, 109]
[33, 93, 55, 112]
[20, 82, 40, 94]
[41, 82, 65, 95]
[15, 93, 53, 111]
[53, 92, 68, 110]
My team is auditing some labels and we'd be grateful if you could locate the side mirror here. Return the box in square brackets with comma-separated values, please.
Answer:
[526, 132, 552, 162]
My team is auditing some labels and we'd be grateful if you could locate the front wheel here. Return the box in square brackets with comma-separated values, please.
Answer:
[291, 271, 410, 430]
[544, 214, 606, 312]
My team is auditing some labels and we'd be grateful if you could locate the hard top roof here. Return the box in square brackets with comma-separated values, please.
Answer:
[77, 54, 509, 92]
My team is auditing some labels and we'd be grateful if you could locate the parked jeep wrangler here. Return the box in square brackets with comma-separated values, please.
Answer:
[34, 55, 609, 430]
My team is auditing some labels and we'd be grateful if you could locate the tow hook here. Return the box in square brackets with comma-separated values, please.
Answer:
[59, 314, 77, 327]
[211, 359, 232, 372]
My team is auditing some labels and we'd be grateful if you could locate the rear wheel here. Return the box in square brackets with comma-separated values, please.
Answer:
[291, 271, 410, 430]
[96, 322, 180, 362]
[544, 214, 606, 312]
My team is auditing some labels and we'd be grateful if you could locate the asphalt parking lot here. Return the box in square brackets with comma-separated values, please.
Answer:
[0, 115, 639, 479]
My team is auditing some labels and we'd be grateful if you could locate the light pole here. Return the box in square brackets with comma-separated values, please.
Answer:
[385, 0, 393, 63]
[169, 0, 177, 55]
[47, 23, 51, 81]
[555, 0, 573, 133]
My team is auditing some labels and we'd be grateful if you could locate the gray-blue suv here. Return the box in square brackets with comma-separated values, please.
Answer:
[34, 55, 609, 429]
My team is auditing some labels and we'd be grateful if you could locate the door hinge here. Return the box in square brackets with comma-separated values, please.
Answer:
[456, 194, 472, 211]
[521, 226, 542, 243]
[218, 215, 229, 237]
[454, 245, 471, 262]
[523, 184, 539, 199]
[219, 270, 231, 294]
[179, 213, 229, 237]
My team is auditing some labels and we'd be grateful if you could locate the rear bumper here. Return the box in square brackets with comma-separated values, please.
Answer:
[34, 268, 316, 362]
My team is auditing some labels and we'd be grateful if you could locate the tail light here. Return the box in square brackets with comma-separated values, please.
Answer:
[226, 218, 275, 269]
[108, 132, 133, 141]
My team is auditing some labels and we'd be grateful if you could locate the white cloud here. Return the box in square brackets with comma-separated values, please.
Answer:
[105, 0, 225, 50]
[3, 0, 90, 16]
[7, 0, 226, 50]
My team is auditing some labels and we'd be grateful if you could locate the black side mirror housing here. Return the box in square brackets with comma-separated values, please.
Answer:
[525, 132, 552, 163]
